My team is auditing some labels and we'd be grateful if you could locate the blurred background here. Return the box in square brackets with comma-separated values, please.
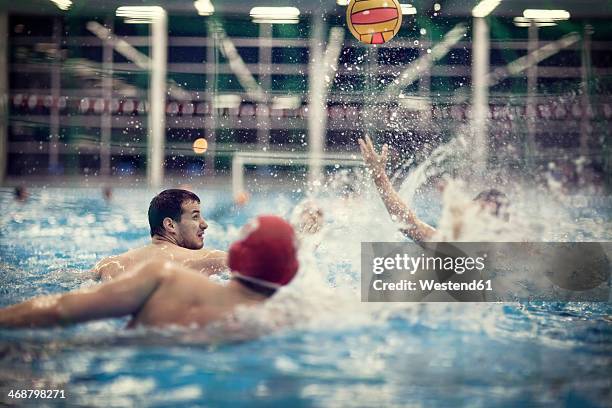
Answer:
[0, 0, 610, 192]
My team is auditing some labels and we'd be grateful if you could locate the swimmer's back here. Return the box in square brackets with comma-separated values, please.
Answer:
[127, 266, 261, 328]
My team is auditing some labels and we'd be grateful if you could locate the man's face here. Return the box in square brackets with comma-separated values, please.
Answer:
[174, 200, 208, 249]
[475, 199, 510, 221]
[477, 200, 499, 215]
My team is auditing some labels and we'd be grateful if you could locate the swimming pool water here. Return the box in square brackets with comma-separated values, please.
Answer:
[0, 188, 611, 407]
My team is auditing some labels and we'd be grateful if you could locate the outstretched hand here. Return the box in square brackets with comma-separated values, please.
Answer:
[358, 136, 436, 241]
[358, 135, 389, 180]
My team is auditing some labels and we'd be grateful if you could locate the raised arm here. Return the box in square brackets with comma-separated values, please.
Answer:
[358, 136, 436, 242]
[0, 261, 168, 328]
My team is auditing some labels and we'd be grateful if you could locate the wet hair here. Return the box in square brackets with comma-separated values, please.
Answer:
[473, 189, 508, 216]
[148, 189, 200, 237]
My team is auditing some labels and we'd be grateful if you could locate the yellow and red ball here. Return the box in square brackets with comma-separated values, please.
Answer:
[346, 0, 403, 45]
[192, 138, 208, 154]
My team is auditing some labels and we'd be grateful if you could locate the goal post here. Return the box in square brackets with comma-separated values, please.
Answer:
[232, 151, 363, 197]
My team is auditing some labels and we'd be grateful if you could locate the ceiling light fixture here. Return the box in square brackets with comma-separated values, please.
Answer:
[401, 4, 417, 15]
[116, 6, 166, 23]
[250, 7, 300, 24]
[194, 0, 215, 16]
[513, 17, 557, 27]
[523, 9, 570, 21]
[49, 0, 72, 11]
[472, 0, 501, 18]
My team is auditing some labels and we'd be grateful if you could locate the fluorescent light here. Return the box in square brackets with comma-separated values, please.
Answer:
[49, 0, 72, 10]
[214, 94, 241, 109]
[523, 9, 570, 20]
[398, 95, 431, 111]
[252, 19, 300, 24]
[401, 4, 417, 15]
[513, 17, 557, 27]
[124, 19, 154, 25]
[116, 6, 166, 22]
[339, 0, 414, 13]
[194, 0, 214, 16]
[514, 22, 557, 27]
[472, 0, 501, 18]
[250, 7, 300, 24]
[272, 96, 302, 110]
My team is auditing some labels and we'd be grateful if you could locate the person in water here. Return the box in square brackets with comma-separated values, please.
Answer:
[14, 185, 28, 202]
[93, 189, 227, 280]
[0, 215, 299, 329]
[291, 200, 324, 235]
[358, 135, 509, 241]
[102, 186, 113, 202]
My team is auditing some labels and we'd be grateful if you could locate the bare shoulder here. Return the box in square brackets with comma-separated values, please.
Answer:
[93, 253, 128, 279]
[171, 246, 225, 257]
[93, 245, 160, 279]
[197, 248, 227, 258]
[94, 245, 150, 267]
[179, 248, 228, 275]
[137, 259, 209, 281]
[154, 262, 217, 298]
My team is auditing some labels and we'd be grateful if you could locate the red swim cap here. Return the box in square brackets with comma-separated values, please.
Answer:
[228, 215, 299, 288]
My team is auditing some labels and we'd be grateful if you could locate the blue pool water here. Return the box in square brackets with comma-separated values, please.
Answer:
[0, 188, 611, 407]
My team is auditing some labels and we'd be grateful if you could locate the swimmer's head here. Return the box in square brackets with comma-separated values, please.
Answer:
[14, 185, 28, 202]
[102, 186, 112, 201]
[473, 189, 509, 219]
[291, 201, 324, 235]
[228, 215, 299, 295]
[148, 189, 208, 249]
[234, 191, 250, 207]
[329, 169, 362, 200]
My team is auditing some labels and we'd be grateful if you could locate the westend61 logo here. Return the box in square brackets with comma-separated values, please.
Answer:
[361, 242, 611, 302]
[371, 252, 492, 294]
[373, 253, 486, 275]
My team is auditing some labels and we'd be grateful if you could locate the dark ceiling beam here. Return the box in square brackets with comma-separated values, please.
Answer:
[1, 0, 611, 18]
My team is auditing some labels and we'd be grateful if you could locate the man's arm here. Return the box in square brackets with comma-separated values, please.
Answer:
[358, 136, 436, 242]
[183, 250, 228, 276]
[0, 261, 168, 328]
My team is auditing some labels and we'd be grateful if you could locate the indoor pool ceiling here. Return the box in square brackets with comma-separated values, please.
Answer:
[1, 0, 611, 18]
